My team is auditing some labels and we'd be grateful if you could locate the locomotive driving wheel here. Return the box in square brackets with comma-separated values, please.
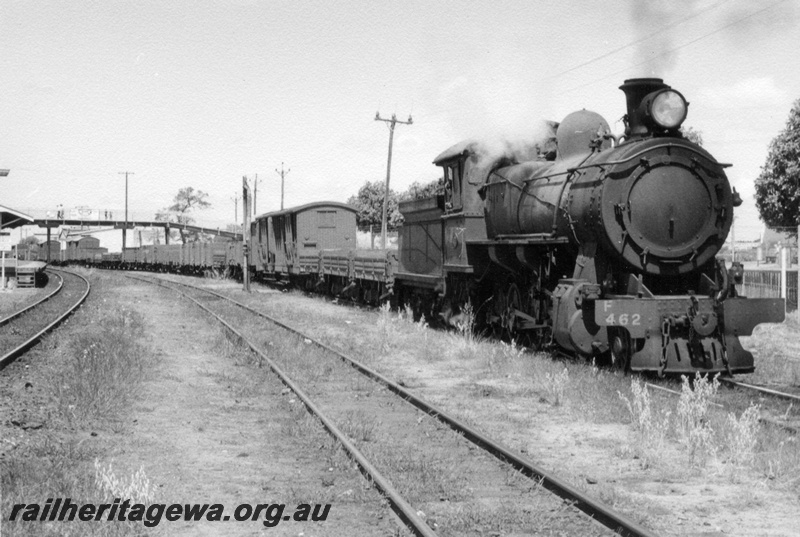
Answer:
[503, 283, 522, 342]
[488, 285, 506, 337]
[610, 328, 632, 373]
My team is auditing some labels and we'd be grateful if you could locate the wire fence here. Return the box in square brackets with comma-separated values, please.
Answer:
[741, 270, 799, 312]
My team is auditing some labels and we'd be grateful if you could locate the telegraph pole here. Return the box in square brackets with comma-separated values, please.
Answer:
[231, 192, 240, 223]
[375, 112, 412, 249]
[242, 177, 251, 293]
[118, 171, 134, 250]
[252, 173, 262, 216]
[275, 162, 290, 210]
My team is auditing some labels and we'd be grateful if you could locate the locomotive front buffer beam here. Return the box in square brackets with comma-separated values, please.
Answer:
[594, 295, 785, 375]
[552, 278, 785, 375]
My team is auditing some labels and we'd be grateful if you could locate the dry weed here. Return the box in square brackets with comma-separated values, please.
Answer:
[619, 378, 670, 465]
[677, 374, 719, 467]
[94, 459, 155, 504]
[544, 367, 569, 406]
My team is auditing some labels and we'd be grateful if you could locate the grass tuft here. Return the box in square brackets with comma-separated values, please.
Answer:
[543, 367, 569, 406]
[723, 404, 760, 481]
[376, 302, 397, 353]
[50, 306, 152, 424]
[677, 374, 719, 467]
[94, 459, 155, 504]
[618, 379, 670, 466]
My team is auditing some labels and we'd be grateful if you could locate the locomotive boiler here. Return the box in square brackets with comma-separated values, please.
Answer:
[395, 78, 785, 375]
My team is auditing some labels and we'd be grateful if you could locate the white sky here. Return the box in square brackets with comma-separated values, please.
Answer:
[1, 0, 798, 248]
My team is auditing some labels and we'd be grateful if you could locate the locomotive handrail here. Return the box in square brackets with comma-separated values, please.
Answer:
[519, 141, 731, 184]
[552, 152, 593, 234]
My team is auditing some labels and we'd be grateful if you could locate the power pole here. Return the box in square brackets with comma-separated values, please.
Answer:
[118, 171, 134, 250]
[231, 192, 240, 223]
[375, 112, 412, 249]
[275, 162, 290, 210]
[252, 173, 262, 216]
[242, 177, 251, 293]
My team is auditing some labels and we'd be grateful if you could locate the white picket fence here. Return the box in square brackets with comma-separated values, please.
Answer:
[741, 269, 798, 312]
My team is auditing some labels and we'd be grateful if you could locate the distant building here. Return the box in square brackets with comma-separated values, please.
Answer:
[758, 227, 798, 265]
[65, 236, 108, 261]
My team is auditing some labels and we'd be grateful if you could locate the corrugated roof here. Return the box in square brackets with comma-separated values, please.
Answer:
[0, 205, 34, 229]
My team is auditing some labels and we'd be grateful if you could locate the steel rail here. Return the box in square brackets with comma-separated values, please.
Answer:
[646, 382, 797, 435]
[0, 268, 91, 369]
[719, 378, 800, 404]
[154, 275, 657, 537]
[127, 274, 438, 537]
[0, 270, 64, 327]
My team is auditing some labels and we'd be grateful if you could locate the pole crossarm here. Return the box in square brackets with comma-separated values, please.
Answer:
[275, 162, 291, 211]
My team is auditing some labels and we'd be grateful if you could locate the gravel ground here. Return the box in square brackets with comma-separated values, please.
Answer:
[3, 270, 799, 537]
[194, 277, 800, 537]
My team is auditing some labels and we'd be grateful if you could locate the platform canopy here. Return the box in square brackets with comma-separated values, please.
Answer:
[0, 204, 35, 229]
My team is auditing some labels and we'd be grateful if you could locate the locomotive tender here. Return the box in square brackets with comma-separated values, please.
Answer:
[67, 78, 785, 375]
[396, 78, 784, 374]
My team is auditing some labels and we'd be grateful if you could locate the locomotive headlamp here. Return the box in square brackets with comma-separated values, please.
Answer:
[649, 89, 687, 129]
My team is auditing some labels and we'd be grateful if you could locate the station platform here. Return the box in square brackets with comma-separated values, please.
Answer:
[1, 260, 47, 288]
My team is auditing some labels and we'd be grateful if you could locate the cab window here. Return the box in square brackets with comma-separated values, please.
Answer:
[444, 160, 464, 211]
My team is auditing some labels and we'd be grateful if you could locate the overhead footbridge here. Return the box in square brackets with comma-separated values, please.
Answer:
[32, 217, 243, 262]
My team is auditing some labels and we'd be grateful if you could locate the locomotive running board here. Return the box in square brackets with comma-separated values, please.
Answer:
[467, 235, 569, 246]
[394, 271, 442, 289]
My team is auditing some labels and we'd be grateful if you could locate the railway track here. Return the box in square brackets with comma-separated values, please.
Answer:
[128, 273, 656, 537]
[645, 378, 800, 435]
[0, 268, 91, 369]
[718, 377, 800, 404]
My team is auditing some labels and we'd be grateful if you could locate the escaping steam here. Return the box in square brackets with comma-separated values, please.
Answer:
[437, 73, 558, 169]
[629, 0, 687, 75]
[629, 0, 798, 77]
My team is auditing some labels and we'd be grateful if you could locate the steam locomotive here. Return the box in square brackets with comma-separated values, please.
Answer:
[67, 78, 785, 375]
[395, 78, 785, 374]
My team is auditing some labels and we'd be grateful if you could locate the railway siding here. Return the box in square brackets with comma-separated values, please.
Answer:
[190, 277, 800, 537]
[0, 269, 90, 368]
[149, 275, 620, 536]
[5, 269, 799, 536]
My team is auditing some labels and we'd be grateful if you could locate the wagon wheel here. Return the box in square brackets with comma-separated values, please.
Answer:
[503, 283, 522, 342]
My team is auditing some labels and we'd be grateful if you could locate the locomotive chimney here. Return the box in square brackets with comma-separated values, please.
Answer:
[620, 78, 670, 138]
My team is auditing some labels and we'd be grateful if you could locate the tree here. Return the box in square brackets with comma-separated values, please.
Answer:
[156, 187, 212, 243]
[17, 235, 39, 246]
[680, 126, 703, 146]
[404, 179, 444, 201]
[346, 181, 403, 231]
[755, 99, 800, 237]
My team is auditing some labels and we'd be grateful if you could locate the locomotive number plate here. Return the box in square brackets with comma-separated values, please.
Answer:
[595, 300, 657, 338]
